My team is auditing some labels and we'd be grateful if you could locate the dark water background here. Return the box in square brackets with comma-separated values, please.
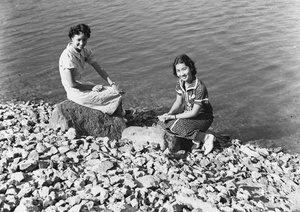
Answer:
[1, 0, 300, 153]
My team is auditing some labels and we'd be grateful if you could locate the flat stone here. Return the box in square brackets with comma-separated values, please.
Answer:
[58, 146, 70, 154]
[27, 150, 39, 160]
[10, 172, 25, 182]
[124, 175, 137, 188]
[136, 175, 160, 188]
[18, 158, 38, 171]
[66, 195, 81, 206]
[85, 160, 114, 174]
[122, 125, 167, 151]
[68, 204, 83, 212]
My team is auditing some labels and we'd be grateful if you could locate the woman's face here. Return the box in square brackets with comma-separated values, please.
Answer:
[71, 32, 88, 52]
[175, 63, 193, 83]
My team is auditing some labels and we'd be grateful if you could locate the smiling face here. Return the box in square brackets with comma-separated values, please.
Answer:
[71, 32, 88, 52]
[175, 63, 193, 83]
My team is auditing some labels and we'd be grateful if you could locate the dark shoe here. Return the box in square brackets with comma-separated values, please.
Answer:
[124, 109, 135, 117]
[123, 109, 136, 123]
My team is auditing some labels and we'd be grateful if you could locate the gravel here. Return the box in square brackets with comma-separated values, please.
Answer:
[0, 100, 300, 212]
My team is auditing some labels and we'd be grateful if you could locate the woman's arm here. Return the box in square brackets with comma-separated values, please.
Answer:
[175, 104, 201, 119]
[168, 94, 184, 114]
[63, 68, 94, 90]
[91, 61, 114, 85]
[158, 94, 183, 122]
[91, 61, 124, 94]
[163, 103, 201, 121]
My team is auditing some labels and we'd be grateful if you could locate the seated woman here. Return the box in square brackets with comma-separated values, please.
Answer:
[158, 54, 215, 155]
[59, 23, 128, 116]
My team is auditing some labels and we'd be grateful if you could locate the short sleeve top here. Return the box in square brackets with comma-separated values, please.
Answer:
[175, 77, 213, 115]
[59, 43, 96, 88]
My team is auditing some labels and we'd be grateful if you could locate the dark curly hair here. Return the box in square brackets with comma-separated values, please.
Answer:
[68, 24, 91, 39]
[172, 54, 197, 77]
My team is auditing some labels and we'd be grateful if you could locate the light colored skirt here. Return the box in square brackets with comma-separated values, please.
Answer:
[64, 85, 122, 115]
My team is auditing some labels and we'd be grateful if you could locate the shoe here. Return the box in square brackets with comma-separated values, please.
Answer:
[191, 140, 201, 150]
[122, 109, 136, 124]
[124, 109, 136, 117]
[201, 134, 215, 155]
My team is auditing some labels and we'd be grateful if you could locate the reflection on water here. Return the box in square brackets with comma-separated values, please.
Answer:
[0, 0, 300, 152]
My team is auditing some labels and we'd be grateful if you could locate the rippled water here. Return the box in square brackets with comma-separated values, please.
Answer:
[1, 0, 300, 152]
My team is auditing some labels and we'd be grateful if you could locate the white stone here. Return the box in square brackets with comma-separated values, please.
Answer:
[121, 125, 166, 150]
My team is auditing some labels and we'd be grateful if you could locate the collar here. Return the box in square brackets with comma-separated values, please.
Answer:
[66, 43, 83, 59]
[179, 77, 198, 92]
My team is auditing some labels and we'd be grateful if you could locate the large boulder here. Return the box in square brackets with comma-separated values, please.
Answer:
[121, 125, 167, 150]
[48, 100, 126, 140]
[121, 124, 192, 152]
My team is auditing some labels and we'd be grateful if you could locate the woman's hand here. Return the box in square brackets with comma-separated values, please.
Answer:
[92, 84, 103, 92]
[158, 113, 176, 122]
[158, 114, 167, 122]
[112, 84, 125, 94]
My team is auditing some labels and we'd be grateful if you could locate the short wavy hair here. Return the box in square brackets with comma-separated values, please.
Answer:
[68, 24, 91, 39]
[172, 54, 197, 77]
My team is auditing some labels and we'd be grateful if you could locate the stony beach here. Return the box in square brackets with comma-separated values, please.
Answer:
[0, 100, 300, 212]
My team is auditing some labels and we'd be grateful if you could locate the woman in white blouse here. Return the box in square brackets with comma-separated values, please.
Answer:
[59, 24, 127, 116]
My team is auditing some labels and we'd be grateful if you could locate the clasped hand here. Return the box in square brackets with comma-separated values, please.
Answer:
[111, 84, 125, 95]
[158, 113, 175, 122]
[92, 84, 125, 95]
[92, 85, 103, 92]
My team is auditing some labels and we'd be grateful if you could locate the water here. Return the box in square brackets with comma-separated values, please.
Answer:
[1, 0, 300, 153]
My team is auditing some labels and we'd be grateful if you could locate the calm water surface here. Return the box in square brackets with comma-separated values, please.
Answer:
[1, 0, 300, 153]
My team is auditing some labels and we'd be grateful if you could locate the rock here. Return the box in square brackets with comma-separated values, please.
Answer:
[58, 145, 70, 154]
[131, 198, 139, 208]
[122, 125, 166, 150]
[17, 183, 33, 198]
[49, 100, 126, 140]
[174, 194, 221, 212]
[240, 145, 261, 158]
[66, 195, 81, 206]
[287, 188, 300, 211]
[10, 172, 25, 182]
[46, 146, 58, 156]
[136, 175, 160, 188]
[27, 150, 39, 161]
[66, 151, 80, 163]
[68, 204, 84, 212]
[85, 159, 115, 174]
[36, 143, 47, 154]
[14, 197, 40, 212]
[39, 186, 50, 199]
[121, 125, 192, 153]
[99, 188, 109, 204]
[109, 175, 122, 185]
[18, 158, 38, 171]
[123, 175, 137, 188]
[65, 128, 77, 140]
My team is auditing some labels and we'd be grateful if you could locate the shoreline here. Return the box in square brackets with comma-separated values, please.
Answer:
[0, 99, 300, 211]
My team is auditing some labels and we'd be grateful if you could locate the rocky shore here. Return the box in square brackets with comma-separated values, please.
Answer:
[0, 100, 300, 212]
